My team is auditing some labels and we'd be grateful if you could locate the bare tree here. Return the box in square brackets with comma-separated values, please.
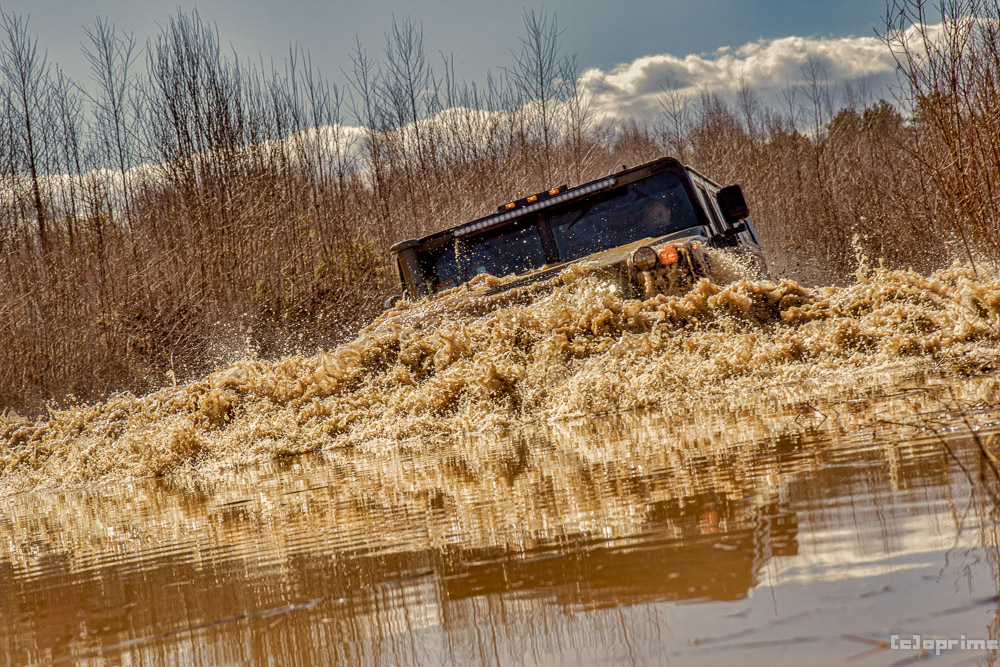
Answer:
[561, 52, 596, 181]
[0, 10, 51, 249]
[83, 17, 140, 230]
[506, 9, 573, 182]
[383, 16, 431, 164]
[50, 66, 85, 249]
[345, 36, 391, 226]
[736, 73, 762, 140]
[801, 56, 835, 139]
[0, 89, 14, 252]
[658, 78, 691, 161]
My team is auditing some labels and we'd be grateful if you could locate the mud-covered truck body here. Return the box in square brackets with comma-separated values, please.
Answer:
[388, 157, 765, 301]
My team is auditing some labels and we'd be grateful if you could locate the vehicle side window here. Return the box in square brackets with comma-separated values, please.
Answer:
[696, 185, 724, 235]
[415, 242, 462, 293]
[433, 245, 461, 290]
[457, 224, 547, 282]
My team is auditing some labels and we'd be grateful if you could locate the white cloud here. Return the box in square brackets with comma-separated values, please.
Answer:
[579, 31, 906, 124]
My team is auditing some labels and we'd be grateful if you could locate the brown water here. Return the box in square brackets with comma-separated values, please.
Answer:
[3, 260, 1000, 664]
[2, 371, 1000, 665]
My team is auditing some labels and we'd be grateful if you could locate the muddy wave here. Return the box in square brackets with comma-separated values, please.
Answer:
[2, 258, 999, 489]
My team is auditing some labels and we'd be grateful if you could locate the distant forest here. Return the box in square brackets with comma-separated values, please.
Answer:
[1, 0, 998, 415]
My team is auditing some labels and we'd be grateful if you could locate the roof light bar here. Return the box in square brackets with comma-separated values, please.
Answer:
[455, 177, 617, 238]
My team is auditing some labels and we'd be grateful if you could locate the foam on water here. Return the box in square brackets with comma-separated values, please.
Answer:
[2, 256, 999, 489]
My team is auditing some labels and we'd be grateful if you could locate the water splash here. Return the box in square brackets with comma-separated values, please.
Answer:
[3, 256, 999, 489]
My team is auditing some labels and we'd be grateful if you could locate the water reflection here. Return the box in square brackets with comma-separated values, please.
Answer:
[2, 372, 1000, 665]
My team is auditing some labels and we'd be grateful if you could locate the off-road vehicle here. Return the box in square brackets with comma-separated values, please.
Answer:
[388, 157, 765, 302]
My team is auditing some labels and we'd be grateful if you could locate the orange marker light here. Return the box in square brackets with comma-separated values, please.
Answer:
[527, 195, 538, 203]
[548, 188, 560, 195]
[505, 202, 516, 210]
[658, 245, 679, 265]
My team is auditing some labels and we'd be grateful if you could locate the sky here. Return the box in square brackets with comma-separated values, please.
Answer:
[0, 0, 915, 124]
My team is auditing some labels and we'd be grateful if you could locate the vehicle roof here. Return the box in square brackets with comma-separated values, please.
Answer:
[388, 156, 691, 254]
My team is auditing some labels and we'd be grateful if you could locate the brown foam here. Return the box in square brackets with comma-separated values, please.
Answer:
[3, 255, 998, 490]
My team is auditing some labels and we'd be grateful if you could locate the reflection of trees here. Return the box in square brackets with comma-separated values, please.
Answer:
[2, 373, 1000, 664]
[440, 492, 798, 607]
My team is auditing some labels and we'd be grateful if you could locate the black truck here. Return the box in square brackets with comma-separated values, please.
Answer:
[388, 156, 766, 302]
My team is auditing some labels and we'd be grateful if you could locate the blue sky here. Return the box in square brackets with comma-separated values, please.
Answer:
[1, 0, 911, 122]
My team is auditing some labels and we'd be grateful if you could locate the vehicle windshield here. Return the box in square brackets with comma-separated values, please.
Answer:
[547, 171, 698, 261]
[414, 169, 700, 293]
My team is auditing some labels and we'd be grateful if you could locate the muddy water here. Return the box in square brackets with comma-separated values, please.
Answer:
[2, 370, 1000, 665]
[3, 261, 1000, 664]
